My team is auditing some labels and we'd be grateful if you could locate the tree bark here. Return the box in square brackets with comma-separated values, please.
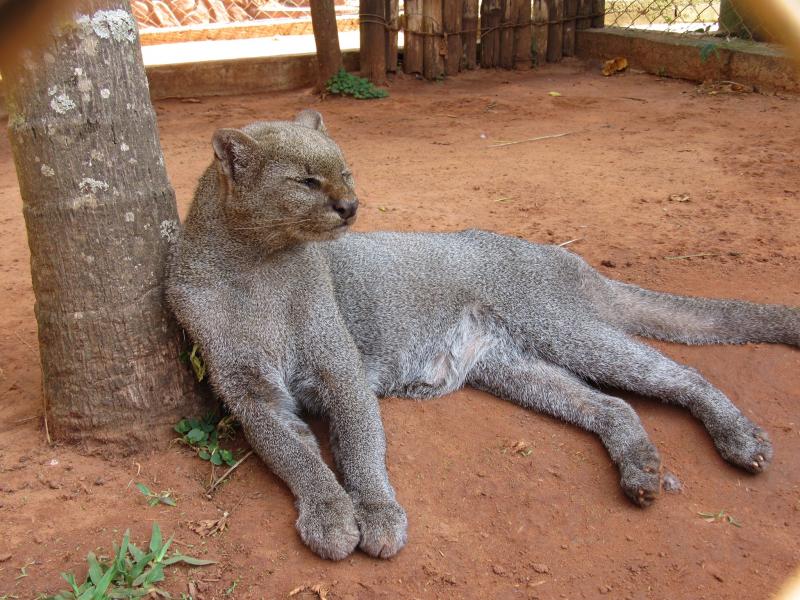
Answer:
[718, 0, 767, 41]
[310, 0, 344, 90]
[1, 0, 205, 449]
[360, 0, 387, 83]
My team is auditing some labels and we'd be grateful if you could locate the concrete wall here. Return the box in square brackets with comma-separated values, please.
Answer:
[576, 28, 799, 93]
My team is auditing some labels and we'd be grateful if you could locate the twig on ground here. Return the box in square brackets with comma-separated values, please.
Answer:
[557, 237, 584, 247]
[489, 132, 573, 148]
[206, 450, 255, 495]
[664, 253, 719, 261]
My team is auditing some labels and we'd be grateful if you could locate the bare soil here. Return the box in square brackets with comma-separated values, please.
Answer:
[1, 62, 799, 600]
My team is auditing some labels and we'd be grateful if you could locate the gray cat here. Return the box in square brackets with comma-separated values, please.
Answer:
[166, 110, 799, 561]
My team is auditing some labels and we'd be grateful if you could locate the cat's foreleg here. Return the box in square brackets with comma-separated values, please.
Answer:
[325, 382, 408, 558]
[226, 375, 360, 560]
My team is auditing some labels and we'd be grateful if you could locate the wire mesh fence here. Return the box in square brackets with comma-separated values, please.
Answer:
[603, 0, 769, 40]
[131, 0, 772, 45]
[131, 0, 359, 29]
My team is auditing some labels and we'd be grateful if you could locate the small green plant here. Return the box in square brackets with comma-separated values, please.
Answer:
[179, 342, 206, 382]
[43, 523, 215, 599]
[325, 69, 388, 100]
[175, 413, 237, 467]
[698, 509, 742, 527]
[135, 483, 177, 507]
[699, 42, 720, 64]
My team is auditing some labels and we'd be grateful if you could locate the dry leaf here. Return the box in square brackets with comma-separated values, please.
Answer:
[188, 511, 229, 537]
[668, 193, 691, 203]
[289, 584, 329, 599]
[547, 91, 562, 97]
[601, 57, 628, 76]
[506, 440, 533, 456]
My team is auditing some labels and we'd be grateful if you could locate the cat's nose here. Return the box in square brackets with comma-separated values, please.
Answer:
[331, 198, 358, 221]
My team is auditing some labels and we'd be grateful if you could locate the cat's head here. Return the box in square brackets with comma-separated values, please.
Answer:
[210, 110, 357, 248]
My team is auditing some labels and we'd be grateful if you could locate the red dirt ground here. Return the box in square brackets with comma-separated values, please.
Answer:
[1, 62, 799, 600]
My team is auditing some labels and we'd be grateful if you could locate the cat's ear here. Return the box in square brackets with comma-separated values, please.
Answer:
[212, 128, 261, 184]
[294, 109, 327, 134]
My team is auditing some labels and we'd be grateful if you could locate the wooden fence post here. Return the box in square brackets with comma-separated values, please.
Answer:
[423, 0, 445, 79]
[577, 0, 591, 30]
[546, 0, 563, 62]
[360, 0, 387, 83]
[462, 0, 479, 68]
[480, 0, 502, 67]
[562, 0, 577, 56]
[591, 0, 604, 27]
[386, 0, 399, 72]
[404, 0, 424, 74]
[514, 0, 532, 69]
[533, 0, 548, 65]
[444, 0, 464, 75]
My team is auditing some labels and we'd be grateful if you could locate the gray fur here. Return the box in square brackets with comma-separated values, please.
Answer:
[166, 112, 800, 561]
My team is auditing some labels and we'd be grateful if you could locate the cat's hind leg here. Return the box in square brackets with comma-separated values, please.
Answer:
[539, 323, 772, 473]
[467, 346, 662, 506]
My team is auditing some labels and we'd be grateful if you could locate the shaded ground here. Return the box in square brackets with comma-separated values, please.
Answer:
[1, 62, 799, 599]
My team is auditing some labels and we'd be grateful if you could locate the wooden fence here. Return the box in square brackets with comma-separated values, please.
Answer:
[359, 0, 605, 81]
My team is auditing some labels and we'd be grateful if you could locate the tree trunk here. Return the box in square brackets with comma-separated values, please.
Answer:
[718, 0, 767, 41]
[422, 0, 444, 79]
[360, 0, 387, 83]
[0, 0, 205, 450]
[310, 0, 344, 90]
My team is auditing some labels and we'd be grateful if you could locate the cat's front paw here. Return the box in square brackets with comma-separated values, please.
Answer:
[618, 438, 661, 507]
[714, 416, 772, 473]
[296, 496, 360, 560]
[354, 500, 408, 559]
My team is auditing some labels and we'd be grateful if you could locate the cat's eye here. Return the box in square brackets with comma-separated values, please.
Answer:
[301, 177, 322, 190]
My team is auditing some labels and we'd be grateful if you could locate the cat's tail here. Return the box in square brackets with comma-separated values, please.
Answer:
[605, 281, 800, 347]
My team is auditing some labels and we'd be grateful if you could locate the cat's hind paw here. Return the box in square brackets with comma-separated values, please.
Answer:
[354, 500, 408, 559]
[296, 496, 360, 560]
[714, 417, 772, 474]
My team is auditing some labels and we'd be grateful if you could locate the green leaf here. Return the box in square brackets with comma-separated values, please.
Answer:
[155, 536, 173, 562]
[174, 420, 191, 434]
[129, 551, 155, 582]
[186, 428, 207, 444]
[62, 572, 81, 595]
[148, 498, 159, 507]
[91, 562, 117, 600]
[162, 555, 217, 567]
[159, 495, 176, 507]
[149, 523, 163, 553]
[85, 553, 103, 586]
[198, 449, 211, 461]
[128, 542, 144, 562]
[210, 452, 223, 466]
[135, 483, 152, 497]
